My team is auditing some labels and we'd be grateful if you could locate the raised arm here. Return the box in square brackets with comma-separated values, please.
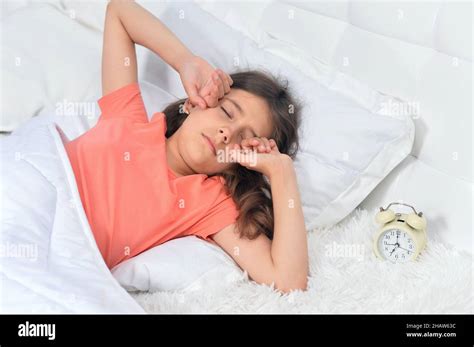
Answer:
[102, 0, 194, 96]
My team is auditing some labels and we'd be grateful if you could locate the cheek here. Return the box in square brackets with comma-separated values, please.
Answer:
[177, 127, 212, 164]
[178, 129, 201, 155]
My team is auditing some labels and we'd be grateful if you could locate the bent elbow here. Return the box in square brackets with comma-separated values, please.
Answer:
[276, 277, 308, 294]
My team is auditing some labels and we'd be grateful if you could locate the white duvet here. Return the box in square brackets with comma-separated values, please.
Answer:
[0, 123, 145, 313]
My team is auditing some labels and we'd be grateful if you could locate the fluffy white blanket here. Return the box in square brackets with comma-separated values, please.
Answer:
[131, 208, 473, 313]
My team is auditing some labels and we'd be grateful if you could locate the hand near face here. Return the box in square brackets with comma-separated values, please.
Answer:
[230, 137, 292, 178]
[179, 55, 233, 110]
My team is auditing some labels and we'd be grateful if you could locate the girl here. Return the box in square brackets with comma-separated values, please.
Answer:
[65, 0, 308, 293]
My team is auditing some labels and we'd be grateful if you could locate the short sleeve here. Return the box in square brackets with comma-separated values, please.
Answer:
[97, 82, 148, 123]
[191, 192, 240, 242]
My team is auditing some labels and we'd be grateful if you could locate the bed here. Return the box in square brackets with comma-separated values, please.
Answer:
[1, 0, 472, 313]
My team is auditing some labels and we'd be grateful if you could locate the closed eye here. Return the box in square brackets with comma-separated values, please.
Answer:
[221, 105, 246, 141]
[220, 106, 233, 119]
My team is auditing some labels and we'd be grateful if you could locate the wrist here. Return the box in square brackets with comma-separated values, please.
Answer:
[175, 52, 197, 73]
[267, 154, 294, 182]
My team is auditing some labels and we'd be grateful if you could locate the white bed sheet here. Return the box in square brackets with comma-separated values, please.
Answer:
[0, 122, 145, 313]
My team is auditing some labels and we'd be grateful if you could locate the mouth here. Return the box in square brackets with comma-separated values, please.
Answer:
[202, 133, 217, 156]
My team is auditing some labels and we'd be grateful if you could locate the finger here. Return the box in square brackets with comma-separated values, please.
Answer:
[201, 83, 219, 107]
[269, 139, 280, 153]
[203, 93, 218, 108]
[240, 138, 252, 150]
[269, 139, 277, 148]
[212, 71, 225, 99]
[243, 137, 262, 144]
[251, 137, 269, 153]
[257, 143, 267, 153]
[204, 76, 222, 107]
[186, 85, 207, 109]
[198, 76, 217, 101]
[260, 137, 271, 152]
[217, 69, 231, 94]
[249, 137, 267, 152]
[188, 94, 207, 109]
[249, 137, 262, 146]
[241, 137, 260, 151]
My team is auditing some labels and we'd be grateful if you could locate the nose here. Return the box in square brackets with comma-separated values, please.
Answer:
[218, 127, 231, 144]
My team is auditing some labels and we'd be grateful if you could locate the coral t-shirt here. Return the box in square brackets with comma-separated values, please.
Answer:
[65, 82, 239, 269]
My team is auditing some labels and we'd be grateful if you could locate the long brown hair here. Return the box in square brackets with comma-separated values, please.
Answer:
[162, 69, 302, 240]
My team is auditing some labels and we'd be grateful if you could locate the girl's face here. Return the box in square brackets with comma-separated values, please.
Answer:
[167, 89, 273, 176]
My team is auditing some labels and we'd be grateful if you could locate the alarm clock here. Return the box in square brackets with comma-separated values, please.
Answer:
[373, 202, 427, 263]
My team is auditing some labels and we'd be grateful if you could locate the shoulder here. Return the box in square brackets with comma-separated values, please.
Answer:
[150, 111, 166, 122]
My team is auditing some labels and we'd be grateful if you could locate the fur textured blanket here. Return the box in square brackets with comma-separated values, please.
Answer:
[131, 208, 473, 313]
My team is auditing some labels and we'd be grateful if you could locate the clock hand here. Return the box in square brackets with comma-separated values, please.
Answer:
[389, 245, 398, 256]
[398, 246, 412, 253]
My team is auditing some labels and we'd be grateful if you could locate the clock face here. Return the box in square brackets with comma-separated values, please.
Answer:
[378, 228, 415, 263]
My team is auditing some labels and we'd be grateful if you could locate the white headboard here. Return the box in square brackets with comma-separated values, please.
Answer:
[196, 0, 473, 252]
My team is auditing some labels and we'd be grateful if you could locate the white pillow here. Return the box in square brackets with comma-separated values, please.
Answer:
[111, 236, 244, 292]
[138, 1, 415, 229]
